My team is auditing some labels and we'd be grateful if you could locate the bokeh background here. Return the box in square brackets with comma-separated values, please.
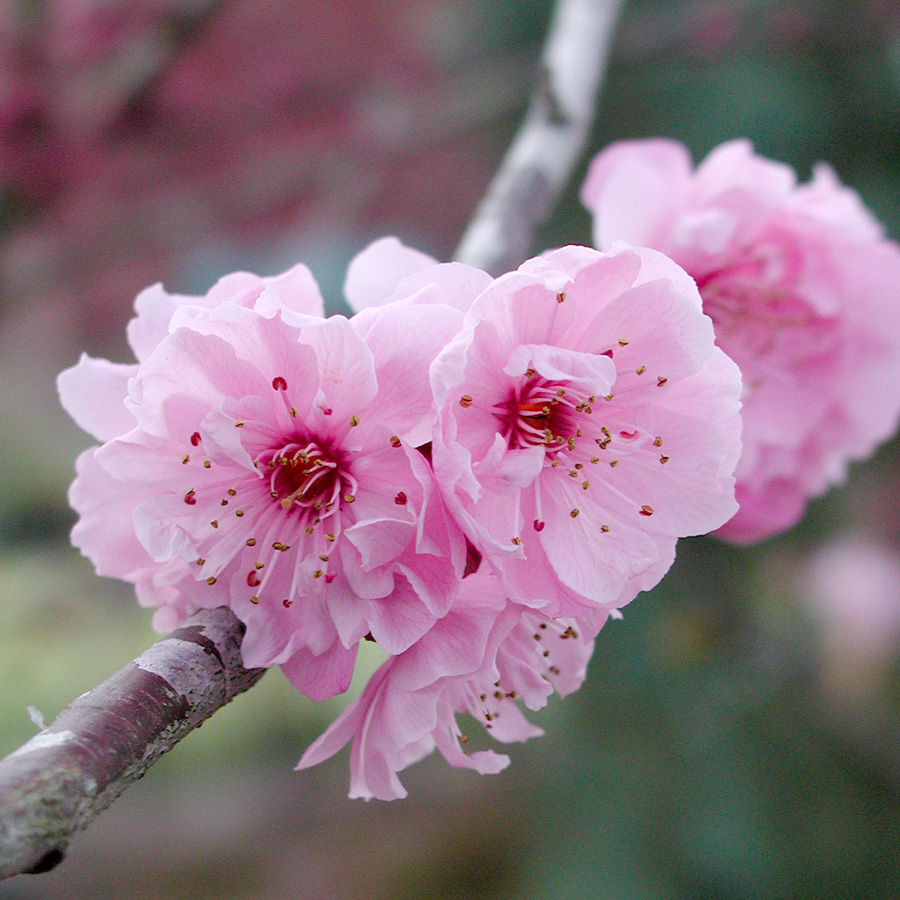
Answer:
[3, 0, 900, 897]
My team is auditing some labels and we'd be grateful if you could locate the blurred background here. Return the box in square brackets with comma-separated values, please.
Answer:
[3, 0, 900, 897]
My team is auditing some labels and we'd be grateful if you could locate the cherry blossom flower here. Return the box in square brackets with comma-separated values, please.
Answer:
[581, 139, 900, 541]
[297, 571, 599, 800]
[430, 243, 742, 618]
[59, 260, 466, 700]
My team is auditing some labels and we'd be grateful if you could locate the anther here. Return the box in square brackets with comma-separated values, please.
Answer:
[246, 538, 257, 546]
[556, 292, 566, 303]
[636, 365, 646, 375]
[206, 576, 217, 586]
[190, 432, 201, 446]
[570, 508, 580, 518]
[349, 415, 360, 427]
[184, 490, 196, 505]
[657, 376, 667, 387]
[247, 571, 261, 587]
[203, 460, 211, 469]
[394, 491, 407, 505]
[460, 394, 473, 408]
[639, 505, 654, 516]
[390, 435, 401, 448]
[272, 376, 288, 391]
[534, 519, 545, 531]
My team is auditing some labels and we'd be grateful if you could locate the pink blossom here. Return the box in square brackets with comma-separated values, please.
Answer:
[581, 139, 900, 541]
[297, 571, 599, 800]
[430, 243, 742, 617]
[59, 260, 466, 700]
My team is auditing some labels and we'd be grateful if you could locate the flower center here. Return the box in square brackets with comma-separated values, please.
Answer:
[258, 441, 348, 514]
[695, 243, 813, 351]
[498, 378, 595, 453]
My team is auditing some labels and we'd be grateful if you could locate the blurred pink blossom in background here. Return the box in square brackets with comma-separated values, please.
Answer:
[581, 138, 900, 542]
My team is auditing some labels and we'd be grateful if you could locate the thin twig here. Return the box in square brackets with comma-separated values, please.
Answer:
[0, 608, 264, 880]
[454, 0, 625, 275]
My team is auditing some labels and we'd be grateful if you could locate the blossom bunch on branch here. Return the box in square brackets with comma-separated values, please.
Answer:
[59, 236, 742, 798]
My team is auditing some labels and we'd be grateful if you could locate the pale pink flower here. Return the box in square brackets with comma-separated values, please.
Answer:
[59, 260, 466, 700]
[430, 243, 742, 617]
[297, 570, 599, 800]
[60, 264, 326, 633]
[581, 139, 900, 541]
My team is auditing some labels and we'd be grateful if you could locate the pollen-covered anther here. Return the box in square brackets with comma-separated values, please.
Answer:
[657, 376, 668, 387]
[343, 493, 356, 504]
[246, 538, 257, 546]
[511, 536, 522, 546]
[660, 455, 670, 464]
[203, 460, 211, 469]
[556, 292, 566, 303]
[349, 415, 359, 427]
[390, 435, 401, 448]
[206, 576, 217, 585]
[636, 365, 646, 375]
[570, 508, 580, 518]
[639, 505, 654, 517]
[460, 394, 473, 408]
[181, 455, 189, 464]
[618, 338, 629, 347]
[600, 524, 610, 532]
[249, 596, 260, 604]
[653, 436, 663, 447]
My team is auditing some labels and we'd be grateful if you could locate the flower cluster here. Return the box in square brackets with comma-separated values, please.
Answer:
[60, 236, 742, 797]
[581, 139, 900, 541]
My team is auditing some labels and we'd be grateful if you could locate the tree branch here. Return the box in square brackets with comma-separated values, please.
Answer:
[454, 0, 625, 275]
[0, 607, 263, 881]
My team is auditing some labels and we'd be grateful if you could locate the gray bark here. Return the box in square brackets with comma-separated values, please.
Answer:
[454, 0, 625, 275]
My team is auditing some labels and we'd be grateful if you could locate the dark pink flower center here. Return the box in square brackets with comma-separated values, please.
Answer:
[257, 440, 354, 518]
[498, 378, 595, 453]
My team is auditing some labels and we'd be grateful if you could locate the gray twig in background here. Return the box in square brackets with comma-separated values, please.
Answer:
[454, 0, 625, 275]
